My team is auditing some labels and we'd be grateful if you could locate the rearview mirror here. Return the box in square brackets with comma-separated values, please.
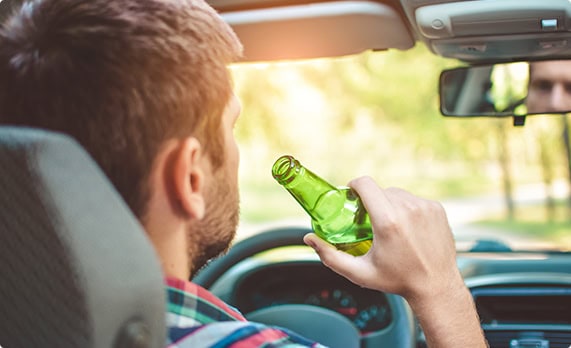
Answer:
[440, 60, 571, 119]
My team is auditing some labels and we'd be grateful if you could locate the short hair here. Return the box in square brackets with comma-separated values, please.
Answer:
[0, 0, 242, 218]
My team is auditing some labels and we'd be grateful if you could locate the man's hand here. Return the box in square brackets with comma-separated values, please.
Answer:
[303, 176, 487, 348]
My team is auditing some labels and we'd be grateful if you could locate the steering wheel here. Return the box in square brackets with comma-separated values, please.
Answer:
[193, 227, 416, 348]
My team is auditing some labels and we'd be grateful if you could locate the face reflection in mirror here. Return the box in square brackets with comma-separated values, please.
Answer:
[439, 63, 529, 117]
[527, 60, 571, 114]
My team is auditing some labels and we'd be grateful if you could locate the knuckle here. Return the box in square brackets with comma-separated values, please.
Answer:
[385, 186, 401, 194]
[428, 199, 445, 213]
[407, 204, 422, 218]
[350, 175, 374, 188]
[381, 216, 400, 232]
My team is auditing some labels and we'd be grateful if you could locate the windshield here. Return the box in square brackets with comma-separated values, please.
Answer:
[232, 44, 571, 253]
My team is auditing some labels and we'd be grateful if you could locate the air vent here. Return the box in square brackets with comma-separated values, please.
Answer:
[473, 287, 571, 325]
[485, 330, 571, 348]
[472, 286, 571, 348]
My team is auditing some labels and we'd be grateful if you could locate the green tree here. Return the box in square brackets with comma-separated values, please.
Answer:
[231, 44, 569, 224]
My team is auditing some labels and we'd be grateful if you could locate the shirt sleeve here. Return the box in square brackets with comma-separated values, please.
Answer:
[166, 321, 328, 348]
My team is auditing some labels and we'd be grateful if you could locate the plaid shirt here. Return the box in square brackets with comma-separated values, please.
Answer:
[165, 277, 327, 348]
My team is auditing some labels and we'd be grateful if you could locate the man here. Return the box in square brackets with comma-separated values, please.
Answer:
[0, 0, 487, 346]
[527, 60, 571, 114]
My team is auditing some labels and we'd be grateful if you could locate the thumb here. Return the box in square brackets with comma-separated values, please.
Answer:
[303, 233, 370, 286]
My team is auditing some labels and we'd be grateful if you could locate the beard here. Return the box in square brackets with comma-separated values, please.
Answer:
[187, 166, 240, 277]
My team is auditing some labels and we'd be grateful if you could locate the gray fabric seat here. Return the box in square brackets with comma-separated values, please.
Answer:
[0, 127, 166, 348]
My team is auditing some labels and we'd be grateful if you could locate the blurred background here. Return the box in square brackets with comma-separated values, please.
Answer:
[231, 43, 571, 251]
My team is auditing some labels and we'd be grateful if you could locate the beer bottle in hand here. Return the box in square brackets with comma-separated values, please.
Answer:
[272, 155, 372, 256]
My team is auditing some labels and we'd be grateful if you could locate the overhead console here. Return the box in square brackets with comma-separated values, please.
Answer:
[402, 0, 571, 62]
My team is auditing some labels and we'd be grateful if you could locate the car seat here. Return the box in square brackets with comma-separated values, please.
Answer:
[0, 127, 166, 348]
[0, 0, 22, 23]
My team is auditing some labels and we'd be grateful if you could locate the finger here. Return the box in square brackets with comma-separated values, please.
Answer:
[348, 176, 393, 218]
[303, 233, 336, 254]
[304, 233, 373, 287]
[385, 187, 430, 212]
[348, 176, 402, 240]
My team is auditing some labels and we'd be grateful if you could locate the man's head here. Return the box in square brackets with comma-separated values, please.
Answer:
[0, 0, 243, 277]
[527, 60, 571, 114]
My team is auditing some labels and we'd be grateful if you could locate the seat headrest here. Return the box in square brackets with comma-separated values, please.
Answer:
[0, 0, 25, 24]
[0, 127, 166, 348]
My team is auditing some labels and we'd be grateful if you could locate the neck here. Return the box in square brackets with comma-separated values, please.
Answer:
[142, 139, 192, 280]
[144, 210, 191, 280]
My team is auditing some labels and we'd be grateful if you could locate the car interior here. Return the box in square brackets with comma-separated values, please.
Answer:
[1, 0, 571, 348]
[0, 128, 166, 348]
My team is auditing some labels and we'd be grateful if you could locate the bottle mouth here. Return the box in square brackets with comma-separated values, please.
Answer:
[272, 155, 299, 184]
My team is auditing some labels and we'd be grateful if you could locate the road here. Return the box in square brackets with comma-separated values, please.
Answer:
[444, 179, 569, 250]
[237, 180, 570, 250]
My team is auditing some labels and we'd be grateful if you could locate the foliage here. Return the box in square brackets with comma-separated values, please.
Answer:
[231, 43, 571, 227]
[475, 201, 571, 249]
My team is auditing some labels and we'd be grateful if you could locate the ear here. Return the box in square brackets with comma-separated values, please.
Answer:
[171, 137, 206, 220]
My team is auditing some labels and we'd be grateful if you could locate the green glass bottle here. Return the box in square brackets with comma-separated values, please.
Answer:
[271, 155, 372, 256]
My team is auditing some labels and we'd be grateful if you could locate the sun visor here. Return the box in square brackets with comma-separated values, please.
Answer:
[222, 1, 414, 62]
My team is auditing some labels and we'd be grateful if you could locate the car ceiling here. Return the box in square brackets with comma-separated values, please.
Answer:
[209, 0, 571, 63]
[1, 0, 571, 63]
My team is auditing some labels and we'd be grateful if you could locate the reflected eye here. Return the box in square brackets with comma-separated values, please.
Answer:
[531, 79, 554, 93]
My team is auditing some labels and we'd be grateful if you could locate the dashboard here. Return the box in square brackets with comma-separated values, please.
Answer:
[460, 253, 571, 348]
[208, 246, 571, 348]
[231, 263, 392, 334]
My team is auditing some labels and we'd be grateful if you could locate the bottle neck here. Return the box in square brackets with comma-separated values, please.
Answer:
[272, 155, 305, 186]
[272, 156, 339, 221]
